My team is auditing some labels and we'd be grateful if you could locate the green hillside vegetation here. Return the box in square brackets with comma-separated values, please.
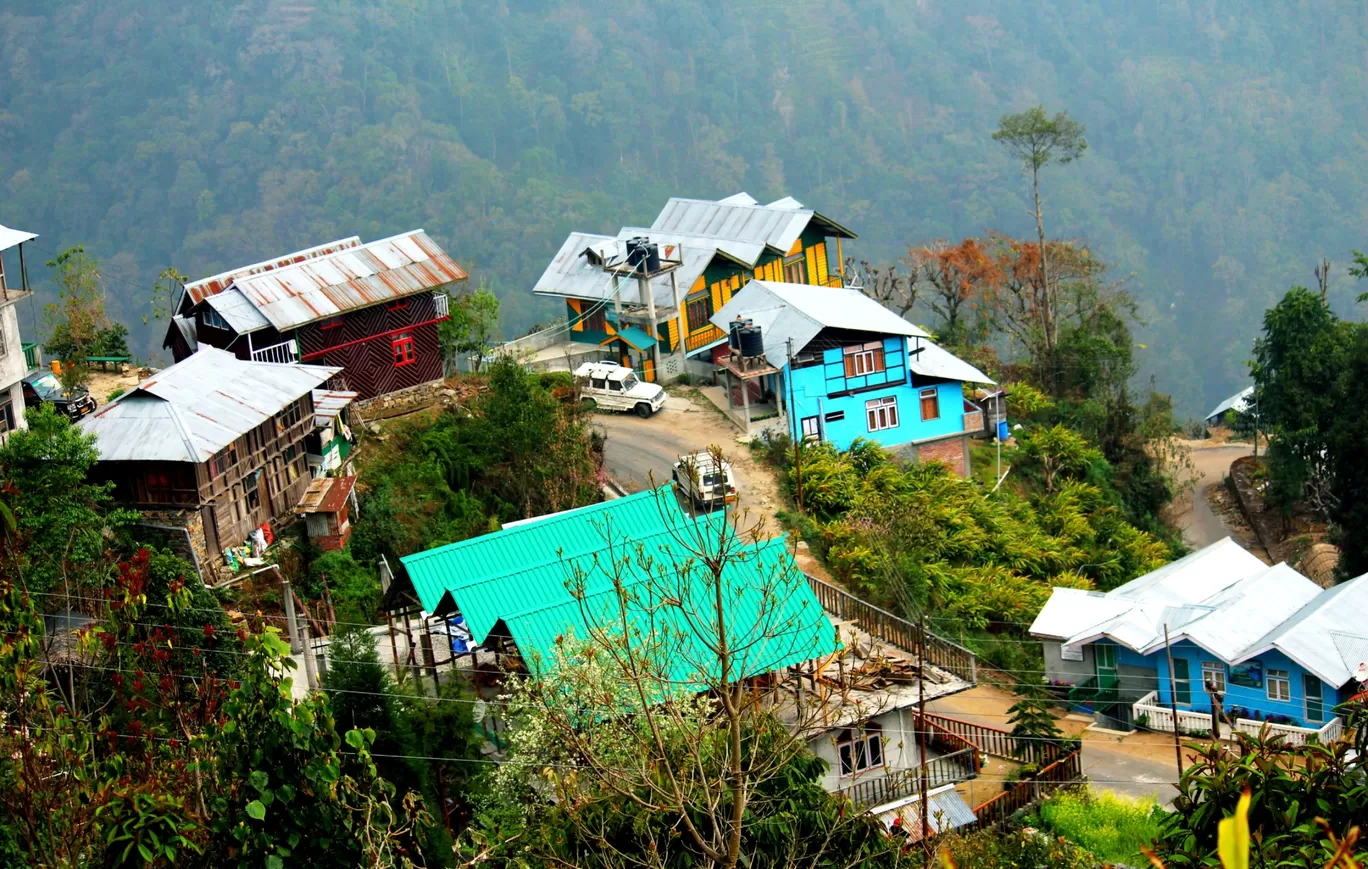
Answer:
[4, 0, 1368, 413]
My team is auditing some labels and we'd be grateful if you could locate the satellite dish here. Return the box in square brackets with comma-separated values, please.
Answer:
[1355, 661, 1368, 684]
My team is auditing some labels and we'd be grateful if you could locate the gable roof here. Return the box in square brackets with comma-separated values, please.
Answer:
[399, 489, 693, 615]
[651, 195, 856, 249]
[0, 223, 37, 254]
[183, 236, 362, 305]
[1205, 386, 1254, 422]
[1236, 572, 1368, 686]
[77, 347, 340, 462]
[711, 280, 930, 368]
[496, 536, 839, 687]
[1030, 538, 1368, 686]
[907, 340, 995, 385]
[204, 287, 272, 334]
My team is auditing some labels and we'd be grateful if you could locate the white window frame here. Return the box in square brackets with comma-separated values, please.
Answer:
[800, 416, 821, 441]
[1266, 669, 1291, 702]
[919, 387, 941, 421]
[202, 306, 230, 331]
[836, 724, 884, 778]
[866, 396, 899, 432]
[843, 341, 884, 376]
[1201, 661, 1226, 695]
[0, 395, 14, 434]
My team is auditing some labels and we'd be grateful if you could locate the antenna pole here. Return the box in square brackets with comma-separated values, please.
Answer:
[1165, 625, 1184, 780]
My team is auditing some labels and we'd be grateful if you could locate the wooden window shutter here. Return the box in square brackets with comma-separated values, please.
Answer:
[844, 354, 856, 378]
[874, 346, 885, 371]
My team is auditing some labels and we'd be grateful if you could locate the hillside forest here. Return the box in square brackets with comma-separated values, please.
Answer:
[5, 0, 1368, 414]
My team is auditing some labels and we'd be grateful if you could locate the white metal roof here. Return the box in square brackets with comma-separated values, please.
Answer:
[79, 347, 341, 463]
[311, 389, 357, 429]
[0, 224, 37, 253]
[651, 195, 855, 251]
[710, 280, 930, 368]
[1027, 587, 1133, 641]
[908, 340, 995, 385]
[1161, 563, 1322, 660]
[204, 287, 271, 334]
[1205, 386, 1253, 422]
[1235, 572, 1368, 686]
[531, 232, 635, 303]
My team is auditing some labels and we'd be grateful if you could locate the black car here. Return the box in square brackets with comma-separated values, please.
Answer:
[22, 371, 97, 420]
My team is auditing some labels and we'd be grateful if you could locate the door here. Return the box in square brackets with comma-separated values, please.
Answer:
[1172, 658, 1192, 706]
[1094, 644, 1117, 681]
[1304, 675, 1323, 723]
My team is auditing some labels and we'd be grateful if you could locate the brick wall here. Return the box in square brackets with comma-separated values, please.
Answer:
[894, 434, 970, 478]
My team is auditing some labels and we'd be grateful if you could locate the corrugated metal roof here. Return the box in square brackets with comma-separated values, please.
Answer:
[311, 389, 357, 428]
[296, 475, 355, 514]
[205, 287, 272, 334]
[530, 232, 631, 303]
[184, 236, 361, 304]
[1205, 386, 1254, 422]
[1236, 572, 1368, 686]
[498, 536, 839, 686]
[908, 340, 995, 385]
[0, 223, 37, 253]
[711, 280, 930, 368]
[78, 347, 341, 462]
[652, 196, 856, 251]
[1170, 563, 1321, 661]
[229, 230, 468, 331]
[875, 786, 977, 839]
[400, 489, 692, 614]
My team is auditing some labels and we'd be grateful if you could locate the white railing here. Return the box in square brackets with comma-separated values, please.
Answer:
[1132, 691, 1217, 735]
[1234, 716, 1342, 746]
[433, 291, 449, 319]
[251, 339, 298, 364]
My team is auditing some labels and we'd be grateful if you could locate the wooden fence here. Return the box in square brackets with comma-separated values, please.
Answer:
[921, 713, 1065, 765]
[804, 575, 978, 683]
[969, 749, 1083, 829]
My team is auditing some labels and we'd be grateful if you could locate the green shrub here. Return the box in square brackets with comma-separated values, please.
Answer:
[941, 827, 1094, 869]
[1038, 788, 1162, 866]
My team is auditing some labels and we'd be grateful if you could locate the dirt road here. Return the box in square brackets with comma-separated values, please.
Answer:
[596, 392, 784, 522]
[1173, 441, 1253, 550]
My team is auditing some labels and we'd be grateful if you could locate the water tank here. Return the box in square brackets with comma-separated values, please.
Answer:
[738, 325, 764, 358]
[643, 242, 661, 273]
[728, 317, 747, 349]
[624, 237, 649, 269]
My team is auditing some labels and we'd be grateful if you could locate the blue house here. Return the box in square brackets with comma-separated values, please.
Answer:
[709, 281, 994, 476]
[1031, 538, 1368, 742]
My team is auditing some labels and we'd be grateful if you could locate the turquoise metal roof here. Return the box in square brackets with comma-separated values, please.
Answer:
[602, 325, 658, 351]
[497, 536, 840, 687]
[399, 489, 690, 614]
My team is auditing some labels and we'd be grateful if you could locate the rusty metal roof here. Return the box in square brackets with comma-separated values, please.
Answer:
[311, 389, 357, 428]
[297, 475, 356, 514]
[205, 287, 271, 334]
[228, 230, 468, 331]
[184, 236, 362, 304]
[78, 347, 341, 463]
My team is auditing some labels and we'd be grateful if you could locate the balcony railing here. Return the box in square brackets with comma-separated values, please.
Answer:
[838, 747, 978, 807]
[1233, 715, 1342, 746]
[1131, 691, 1215, 735]
[685, 324, 726, 352]
[433, 291, 449, 319]
[21, 342, 41, 371]
[804, 574, 977, 683]
[251, 340, 298, 364]
[1067, 673, 1119, 710]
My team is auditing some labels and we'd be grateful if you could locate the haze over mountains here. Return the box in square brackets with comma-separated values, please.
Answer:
[2, 0, 1364, 415]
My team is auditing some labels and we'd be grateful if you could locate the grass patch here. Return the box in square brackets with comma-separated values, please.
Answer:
[1036, 788, 1163, 866]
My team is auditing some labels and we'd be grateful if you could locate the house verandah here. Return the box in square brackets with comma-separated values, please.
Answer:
[1030, 538, 1368, 744]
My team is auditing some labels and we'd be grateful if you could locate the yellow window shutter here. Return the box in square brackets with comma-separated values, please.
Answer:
[805, 247, 819, 285]
[710, 281, 723, 316]
[815, 242, 828, 282]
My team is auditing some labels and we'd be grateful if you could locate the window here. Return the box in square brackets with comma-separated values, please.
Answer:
[1202, 661, 1227, 695]
[783, 256, 808, 284]
[590, 377, 607, 390]
[143, 466, 195, 504]
[0, 397, 14, 434]
[275, 398, 304, 434]
[686, 295, 714, 332]
[244, 469, 262, 512]
[392, 332, 416, 367]
[1267, 669, 1291, 702]
[607, 379, 623, 393]
[919, 387, 940, 421]
[824, 410, 845, 423]
[201, 307, 230, 331]
[283, 444, 299, 484]
[866, 396, 899, 432]
[386, 298, 409, 312]
[843, 342, 885, 377]
[800, 416, 820, 441]
[321, 315, 344, 330]
[581, 306, 607, 333]
[836, 723, 884, 777]
[211, 443, 239, 478]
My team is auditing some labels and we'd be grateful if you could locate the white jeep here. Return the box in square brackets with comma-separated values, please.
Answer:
[672, 451, 737, 510]
[574, 361, 667, 418]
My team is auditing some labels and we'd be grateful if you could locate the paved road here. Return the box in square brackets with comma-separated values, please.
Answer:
[1176, 443, 1253, 549]
[1080, 739, 1180, 805]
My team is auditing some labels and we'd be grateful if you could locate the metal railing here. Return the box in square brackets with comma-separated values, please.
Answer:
[839, 747, 978, 807]
[251, 340, 299, 364]
[803, 574, 977, 683]
[922, 713, 1064, 764]
[433, 291, 449, 319]
[1067, 673, 1118, 710]
[21, 342, 41, 371]
[1233, 715, 1342, 746]
[970, 749, 1083, 829]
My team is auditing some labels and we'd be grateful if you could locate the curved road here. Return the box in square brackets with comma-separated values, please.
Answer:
[1176, 443, 1253, 549]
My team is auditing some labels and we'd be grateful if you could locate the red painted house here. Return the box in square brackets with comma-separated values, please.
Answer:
[165, 231, 468, 399]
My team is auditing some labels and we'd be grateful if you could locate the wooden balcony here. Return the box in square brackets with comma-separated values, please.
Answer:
[838, 748, 978, 807]
[685, 324, 726, 353]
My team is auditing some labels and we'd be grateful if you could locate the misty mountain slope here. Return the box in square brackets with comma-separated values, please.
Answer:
[2, 0, 1365, 413]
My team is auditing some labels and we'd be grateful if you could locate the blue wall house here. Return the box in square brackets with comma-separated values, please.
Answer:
[1030, 538, 1368, 741]
[710, 281, 994, 476]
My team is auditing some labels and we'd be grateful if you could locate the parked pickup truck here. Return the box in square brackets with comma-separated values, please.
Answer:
[574, 361, 667, 418]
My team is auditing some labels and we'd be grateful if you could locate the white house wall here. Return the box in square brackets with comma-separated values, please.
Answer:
[806, 706, 926, 795]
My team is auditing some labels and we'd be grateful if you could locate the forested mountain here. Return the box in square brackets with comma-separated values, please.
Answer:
[3, 0, 1366, 414]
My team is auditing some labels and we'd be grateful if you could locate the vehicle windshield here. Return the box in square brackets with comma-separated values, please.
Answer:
[621, 374, 639, 390]
[29, 373, 64, 398]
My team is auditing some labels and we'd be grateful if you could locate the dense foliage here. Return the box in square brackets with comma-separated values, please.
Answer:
[1035, 790, 1163, 867]
[5, 0, 1368, 413]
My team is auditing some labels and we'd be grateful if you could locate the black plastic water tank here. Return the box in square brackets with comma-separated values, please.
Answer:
[738, 325, 764, 358]
[625, 237, 648, 269]
[643, 242, 661, 273]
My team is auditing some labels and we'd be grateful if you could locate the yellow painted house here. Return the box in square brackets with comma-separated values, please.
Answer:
[531, 193, 856, 381]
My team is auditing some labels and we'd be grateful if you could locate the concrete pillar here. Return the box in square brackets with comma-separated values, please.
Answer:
[282, 580, 301, 654]
[301, 624, 318, 691]
[638, 273, 661, 378]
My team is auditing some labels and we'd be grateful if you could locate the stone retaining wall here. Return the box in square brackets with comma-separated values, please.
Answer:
[1227, 455, 1283, 558]
[354, 379, 451, 420]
